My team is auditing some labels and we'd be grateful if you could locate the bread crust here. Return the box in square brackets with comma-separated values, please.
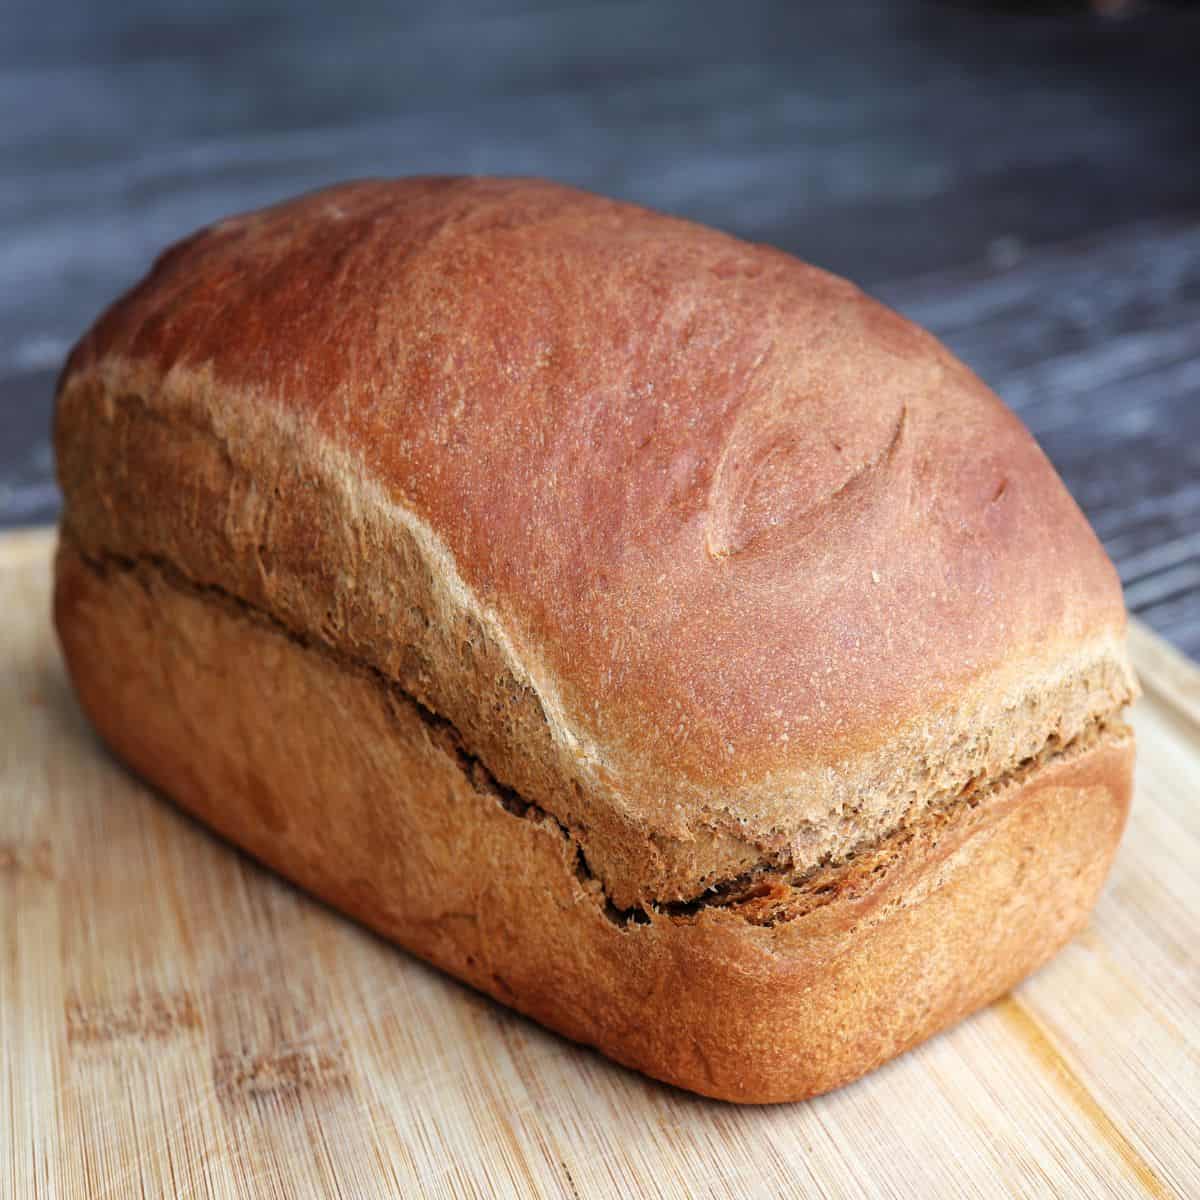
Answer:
[54, 177, 1136, 908]
[54, 542, 1133, 1104]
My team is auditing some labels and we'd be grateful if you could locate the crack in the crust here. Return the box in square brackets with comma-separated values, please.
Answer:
[73, 543, 1125, 934]
[75, 543, 658, 929]
[679, 714, 1125, 928]
[413, 710, 652, 929]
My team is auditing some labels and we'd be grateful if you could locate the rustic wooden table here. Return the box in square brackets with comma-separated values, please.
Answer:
[4, 0, 1198, 663]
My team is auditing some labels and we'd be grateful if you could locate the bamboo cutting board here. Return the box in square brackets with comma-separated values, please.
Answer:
[2, 528, 1198, 1199]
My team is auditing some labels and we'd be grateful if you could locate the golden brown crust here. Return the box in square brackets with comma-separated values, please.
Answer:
[53, 542, 1134, 1104]
[53, 177, 1137, 908]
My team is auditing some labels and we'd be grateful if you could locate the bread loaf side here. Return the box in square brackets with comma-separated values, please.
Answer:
[54, 178, 1137, 1099]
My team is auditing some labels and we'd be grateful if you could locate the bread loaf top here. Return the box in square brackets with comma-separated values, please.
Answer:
[56, 178, 1136, 908]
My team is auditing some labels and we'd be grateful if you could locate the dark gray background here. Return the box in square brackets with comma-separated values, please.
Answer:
[4, 1, 1198, 653]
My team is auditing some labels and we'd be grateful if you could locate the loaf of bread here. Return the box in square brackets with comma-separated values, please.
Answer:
[53, 178, 1137, 1103]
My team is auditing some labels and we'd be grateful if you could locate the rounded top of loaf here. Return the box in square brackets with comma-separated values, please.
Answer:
[63, 177, 1130, 808]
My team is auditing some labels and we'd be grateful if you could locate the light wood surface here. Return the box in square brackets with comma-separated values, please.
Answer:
[2, 528, 1197, 1199]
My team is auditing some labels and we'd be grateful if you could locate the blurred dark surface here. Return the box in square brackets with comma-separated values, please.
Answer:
[3, 1, 1198, 653]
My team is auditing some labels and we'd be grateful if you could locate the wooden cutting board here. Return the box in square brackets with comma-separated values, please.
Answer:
[2, 528, 1197, 1199]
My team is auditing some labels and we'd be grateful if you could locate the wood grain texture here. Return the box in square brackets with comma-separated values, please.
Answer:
[1, 528, 1197, 1199]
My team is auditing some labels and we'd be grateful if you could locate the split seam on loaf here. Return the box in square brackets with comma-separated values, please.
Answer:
[57, 367, 1139, 909]
[70, 540, 1131, 930]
